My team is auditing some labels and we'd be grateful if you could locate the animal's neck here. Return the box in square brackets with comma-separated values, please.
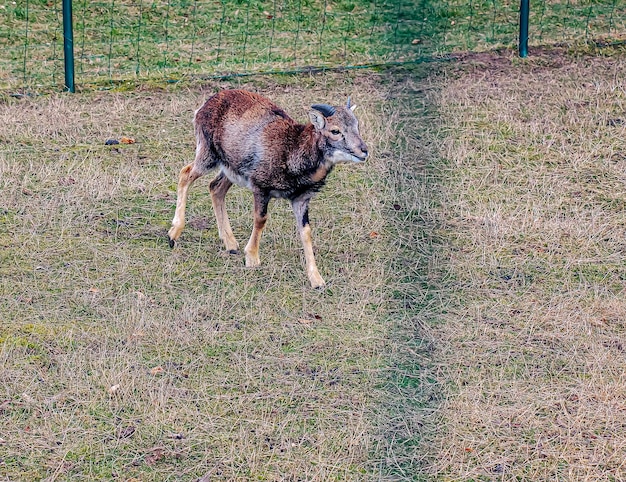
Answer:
[289, 124, 328, 175]
[309, 162, 332, 183]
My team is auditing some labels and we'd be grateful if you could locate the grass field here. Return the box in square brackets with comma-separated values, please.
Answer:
[2, 46, 626, 480]
[1, 0, 625, 92]
[0, 72, 410, 479]
[422, 48, 626, 479]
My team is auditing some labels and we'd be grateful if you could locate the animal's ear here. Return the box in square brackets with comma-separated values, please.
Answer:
[309, 109, 326, 130]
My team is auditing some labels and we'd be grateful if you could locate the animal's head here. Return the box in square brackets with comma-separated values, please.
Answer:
[309, 97, 369, 164]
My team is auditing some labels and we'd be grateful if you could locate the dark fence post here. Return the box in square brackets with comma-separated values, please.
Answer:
[62, 0, 75, 92]
[519, 0, 530, 57]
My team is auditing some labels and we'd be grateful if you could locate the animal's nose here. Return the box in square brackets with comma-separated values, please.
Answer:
[361, 147, 369, 158]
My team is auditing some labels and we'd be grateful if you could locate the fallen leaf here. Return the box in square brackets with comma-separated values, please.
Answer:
[58, 177, 76, 186]
[411, 39, 421, 45]
[150, 366, 164, 375]
[45, 393, 66, 405]
[145, 447, 164, 466]
[108, 384, 120, 395]
[120, 136, 136, 144]
[117, 425, 136, 439]
[88, 287, 100, 294]
[130, 331, 146, 340]
[369, 231, 379, 238]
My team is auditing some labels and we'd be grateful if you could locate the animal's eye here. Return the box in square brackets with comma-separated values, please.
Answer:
[330, 129, 341, 135]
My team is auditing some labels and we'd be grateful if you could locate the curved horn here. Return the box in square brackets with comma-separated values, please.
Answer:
[346, 96, 351, 109]
[311, 104, 336, 117]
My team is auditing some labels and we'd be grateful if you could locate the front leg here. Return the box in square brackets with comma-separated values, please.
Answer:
[291, 198, 325, 288]
[244, 190, 270, 268]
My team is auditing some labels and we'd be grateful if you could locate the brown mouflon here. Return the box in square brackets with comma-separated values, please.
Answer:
[167, 89, 368, 288]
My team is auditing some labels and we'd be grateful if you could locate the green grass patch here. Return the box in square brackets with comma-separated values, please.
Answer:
[3, 47, 626, 480]
[1, 0, 625, 92]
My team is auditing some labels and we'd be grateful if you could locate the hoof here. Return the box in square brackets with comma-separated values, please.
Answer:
[308, 270, 326, 289]
[228, 249, 240, 255]
[310, 279, 326, 289]
[168, 236, 176, 249]
[245, 257, 261, 268]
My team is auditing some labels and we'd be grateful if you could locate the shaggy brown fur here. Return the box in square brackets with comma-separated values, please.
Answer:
[168, 89, 368, 288]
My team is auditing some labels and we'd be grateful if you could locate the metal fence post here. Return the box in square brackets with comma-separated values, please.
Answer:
[519, 0, 530, 57]
[62, 0, 75, 92]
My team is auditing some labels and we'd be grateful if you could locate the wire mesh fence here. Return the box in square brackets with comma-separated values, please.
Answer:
[1, 0, 625, 93]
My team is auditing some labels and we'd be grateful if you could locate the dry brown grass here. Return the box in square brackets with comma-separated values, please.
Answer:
[0, 74, 400, 480]
[2, 48, 626, 481]
[417, 50, 626, 480]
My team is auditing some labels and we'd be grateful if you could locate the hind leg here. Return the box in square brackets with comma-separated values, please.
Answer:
[210, 172, 239, 253]
[244, 191, 270, 268]
[168, 163, 204, 247]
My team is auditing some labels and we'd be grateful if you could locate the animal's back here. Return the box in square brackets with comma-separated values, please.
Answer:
[196, 90, 290, 151]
